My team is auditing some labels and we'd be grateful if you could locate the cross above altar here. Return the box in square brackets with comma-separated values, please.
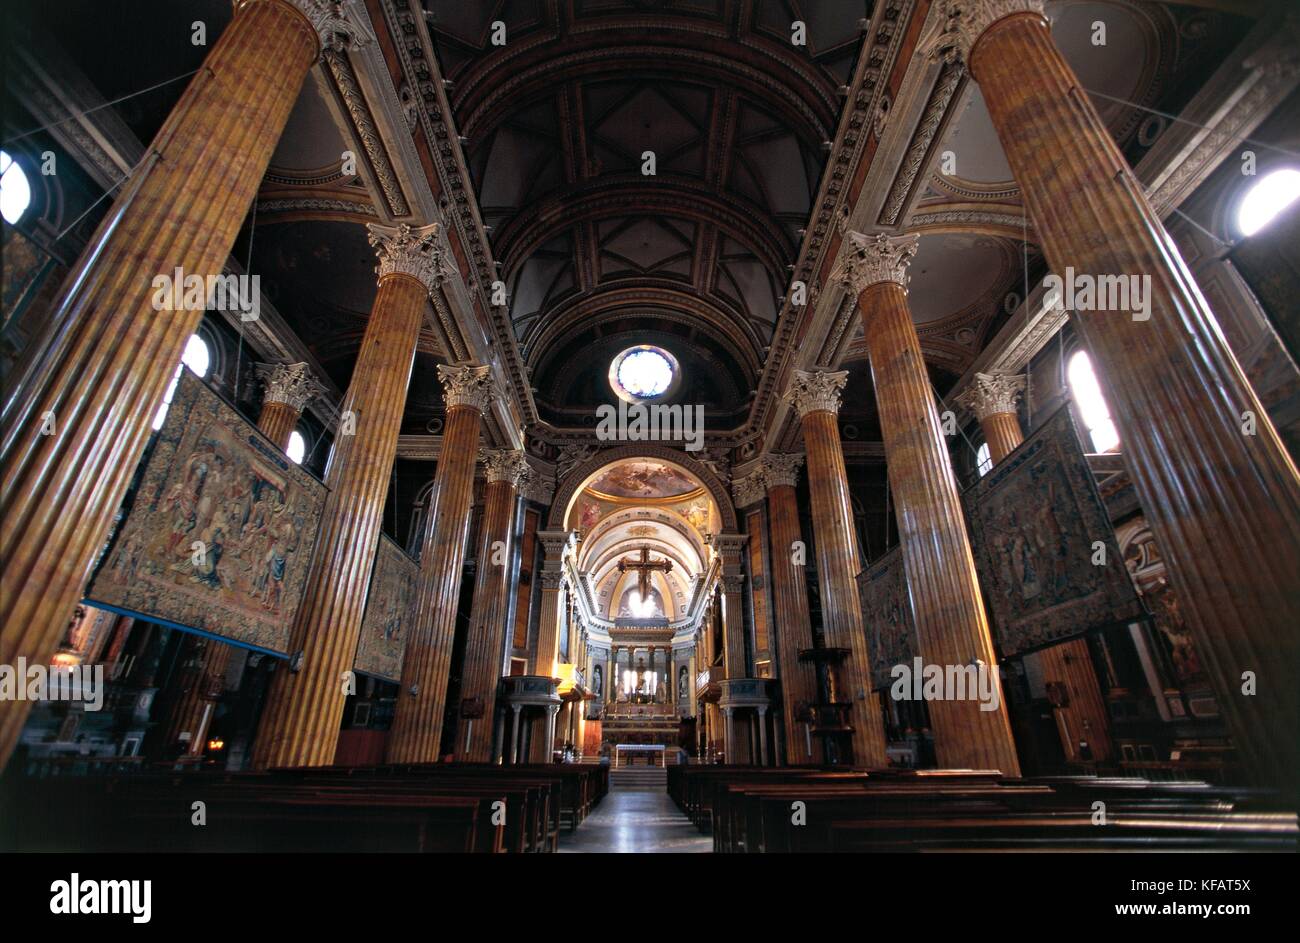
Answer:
[617, 546, 673, 600]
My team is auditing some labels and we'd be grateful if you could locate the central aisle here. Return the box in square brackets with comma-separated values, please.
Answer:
[559, 788, 712, 854]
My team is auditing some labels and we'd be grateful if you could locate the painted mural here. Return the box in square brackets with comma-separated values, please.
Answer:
[354, 535, 419, 681]
[587, 460, 700, 499]
[87, 369, 326, 653]
[963, 406, 1145, 657]
[858, 547, 917, 690]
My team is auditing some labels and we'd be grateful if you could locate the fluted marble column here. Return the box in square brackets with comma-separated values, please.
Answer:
[457, 449, 528, 762]
[943, 0, 1300, 786]
[387, 365, 498, 764]
[711, 534, 750, 683]
[761, 454, 821, 764]
[834, 231, 1019, 775]
[252, 223, 444, 768]
[954, 372, 1027, 464]
[167, 362, 324, 757]
[784, 371, 888, 767]
[0, 0, 339, 766]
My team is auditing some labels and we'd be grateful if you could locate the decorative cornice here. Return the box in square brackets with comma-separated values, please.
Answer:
[322, 47, 410, 216]
[760, 453, 804, 490]
[255, 362, 326, 412]
[731, 472, 766, 509]
[930, 0, 1047, 65]
[366, 223, 447, 291]
[785, 370, 849, 418]
[437, 363, 498, 414]
[953, 372, 1027, 419]
[284, 0, 375, 54]
[480, 448, 529, 487]
[832, 231, 921, 295]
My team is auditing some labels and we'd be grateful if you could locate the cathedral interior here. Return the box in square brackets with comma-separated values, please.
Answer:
[2, 0, 1299, 867]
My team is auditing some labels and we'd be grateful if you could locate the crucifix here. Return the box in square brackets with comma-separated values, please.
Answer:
[617, 546, 673, 601]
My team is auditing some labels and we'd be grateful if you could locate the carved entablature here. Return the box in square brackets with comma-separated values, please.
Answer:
[366, 222, 449, 291]
[784, 369, 849, 418]
[284, 0, 376, 54]
[519, 467, 556, 505]
[731, 472, 766, 509]
[480, 448, 529, 487]
[953, 371, 1027, 419]
[255, 362, 326, 413]
[437, 363, 498, 414]
[930, 0, 1047, 65]
[760, 452, 804, 490]
[832, 231, 920, 295]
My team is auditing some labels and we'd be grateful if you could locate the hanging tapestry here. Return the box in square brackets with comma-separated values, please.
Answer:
[87, 368, 325, 653]
[962, 406, 1146, 657]
[354, 534, 419, 681]
[857, 546, 917, 690]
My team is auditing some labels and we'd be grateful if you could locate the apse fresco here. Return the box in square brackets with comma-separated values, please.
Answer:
[586, 460, 700, 499]
[354, 535, 419, 682]
[87, 369, 325, 653]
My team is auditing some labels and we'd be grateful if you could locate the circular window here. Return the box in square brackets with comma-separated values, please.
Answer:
[609, 345, 678, 403]
[1236, 168, 1300, 237]
[1, 151, 33, 226]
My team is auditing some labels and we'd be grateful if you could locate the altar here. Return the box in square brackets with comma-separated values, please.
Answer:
[614, 743, 666, 767]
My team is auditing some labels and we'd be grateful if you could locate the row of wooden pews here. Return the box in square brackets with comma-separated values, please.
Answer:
[1, 762, 608, 853]
[668, 765, 1297, 852]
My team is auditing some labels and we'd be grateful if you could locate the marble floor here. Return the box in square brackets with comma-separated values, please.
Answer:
[558, 790, 712, 853]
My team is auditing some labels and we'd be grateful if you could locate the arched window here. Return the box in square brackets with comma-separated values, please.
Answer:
[152, 334, 211, 430]
[1067, 350, 1119, 453]
[286, 429, 306, 465]
[1, 151, 33, 225]
[1236, 168, 1300, 237]
[975, 442, 992, 477]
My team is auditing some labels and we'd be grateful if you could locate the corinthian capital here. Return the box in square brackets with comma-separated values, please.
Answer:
[437, 363, 499, 414]
[930, 0, 1047, 64]
[760, 453, 804, 490]
[480, 448, 529, 487]
[785, 369, 849, 418]
[366, 222, 448, 292]
[283, 0, 376, 54]
[833, 231, 920, 295]
[954, 372, 1027, 419]
[255, 362, 326, 412]
[731, 472, 766, 509]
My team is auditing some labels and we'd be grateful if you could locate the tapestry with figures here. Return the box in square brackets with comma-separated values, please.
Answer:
[962, 405, 1145, 657]
[857, 546, 917, 690]
[87, 368, 326, 653]
[354, 534, 419, 681]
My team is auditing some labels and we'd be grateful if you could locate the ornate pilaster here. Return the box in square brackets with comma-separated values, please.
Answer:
[0, 0, 321, 765]
[710, 533, 750, 687]
[783, 370, 887, 766]
[731, 471, 766, 509]
[366, 222, 448, 291]
[387, 364, 495, 763]
[954, 372, 1027, 464]
[966, 0, 1300, 786]
[254, 361, 325, 449]
[832, 231, 921, 295]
